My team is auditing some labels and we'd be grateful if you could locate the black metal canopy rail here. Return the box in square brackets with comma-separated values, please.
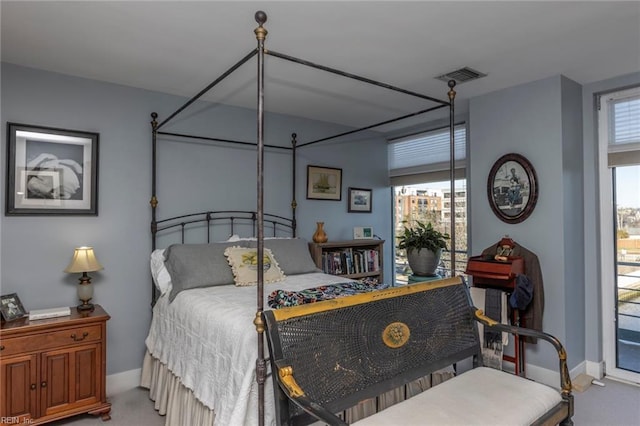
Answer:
[151, 47, 452, 150]
[149, 11, 457, 426]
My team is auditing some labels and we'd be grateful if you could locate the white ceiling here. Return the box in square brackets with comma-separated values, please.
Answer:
[2, 1, 639, 132]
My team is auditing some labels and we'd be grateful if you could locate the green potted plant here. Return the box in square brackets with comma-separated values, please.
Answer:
[397, 220, 450, 276]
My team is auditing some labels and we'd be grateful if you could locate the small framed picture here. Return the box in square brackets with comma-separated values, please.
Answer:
[307, 165, 342, 201]
[348, 187, 372, 213]
[0, 293, 27, 322]
[353, 226, 373, 239]
[6, 122, 99, 216]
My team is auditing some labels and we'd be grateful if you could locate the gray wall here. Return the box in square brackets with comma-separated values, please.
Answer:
[468, 75, 585, 370]
[4, 60, 639, 378]
[468, 71, 640, 374]
[560, 76, 586, 368]
[0, 63, 391, 375]
[2, 64, 158, 376]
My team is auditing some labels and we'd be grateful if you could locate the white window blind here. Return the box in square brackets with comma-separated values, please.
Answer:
[603, 87, 640, 167]
[388, 125, 466, 186]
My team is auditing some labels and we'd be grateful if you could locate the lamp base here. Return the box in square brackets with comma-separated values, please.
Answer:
[77, 277, 94, 313]
[77, 302, 95, 312]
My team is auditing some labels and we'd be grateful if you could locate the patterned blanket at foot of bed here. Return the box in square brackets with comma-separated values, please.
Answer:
[268, 278, 390, 309]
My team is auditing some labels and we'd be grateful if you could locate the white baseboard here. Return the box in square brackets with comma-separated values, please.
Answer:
[525, 363, 561, 387]
[586, 360, 605, 379]
[106, 368, 141, 396]
[525, 361, 587, 388]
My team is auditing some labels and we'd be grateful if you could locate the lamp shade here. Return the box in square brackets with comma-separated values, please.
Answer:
[64, 246, 104, 273]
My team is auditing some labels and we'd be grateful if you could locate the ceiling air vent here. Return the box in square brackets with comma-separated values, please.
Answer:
[435, 67, 487, 84]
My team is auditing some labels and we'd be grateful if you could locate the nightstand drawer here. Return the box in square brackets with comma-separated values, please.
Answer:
[0, 324, 102, 356]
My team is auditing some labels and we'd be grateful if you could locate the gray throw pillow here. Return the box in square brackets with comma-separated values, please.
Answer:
[164, 242, 248, 302]
[248, 238, 320, 275]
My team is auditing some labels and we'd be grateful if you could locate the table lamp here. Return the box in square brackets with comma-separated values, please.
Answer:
[64, 246, 103, 311]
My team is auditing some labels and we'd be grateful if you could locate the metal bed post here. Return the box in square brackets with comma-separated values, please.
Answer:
[150, 112, 159, 304]
[291, 133, 298, 237]
[448, 80, 457, 276]
[253, 10, 268, 426]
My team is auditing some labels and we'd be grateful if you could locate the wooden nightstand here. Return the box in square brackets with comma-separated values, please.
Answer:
[0, 305, 111, 425]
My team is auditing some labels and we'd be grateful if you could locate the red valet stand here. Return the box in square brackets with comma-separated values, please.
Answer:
[466, 238, 527, 376]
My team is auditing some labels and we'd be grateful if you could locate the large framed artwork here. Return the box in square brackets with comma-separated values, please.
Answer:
[306, 165, 342, 201]
[6, 123, 99, 216]
[487, 153, 538, 224]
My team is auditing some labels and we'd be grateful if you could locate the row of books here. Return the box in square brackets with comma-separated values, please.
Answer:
[321, 248, 380, 275]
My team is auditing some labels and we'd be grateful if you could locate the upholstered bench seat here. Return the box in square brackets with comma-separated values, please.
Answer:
[354, 367, 563, 426]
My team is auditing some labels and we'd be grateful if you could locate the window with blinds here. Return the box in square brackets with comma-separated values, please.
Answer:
[388, 125, 466, 185]
[602, 87, 640, 167]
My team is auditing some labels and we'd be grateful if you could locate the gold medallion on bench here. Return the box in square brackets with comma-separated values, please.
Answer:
[383, 321, 410, 348]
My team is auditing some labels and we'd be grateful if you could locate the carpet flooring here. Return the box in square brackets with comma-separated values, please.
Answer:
[49, 376, 640, 425]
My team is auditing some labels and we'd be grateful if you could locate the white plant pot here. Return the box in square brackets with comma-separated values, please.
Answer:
[407, 248, 442, 276]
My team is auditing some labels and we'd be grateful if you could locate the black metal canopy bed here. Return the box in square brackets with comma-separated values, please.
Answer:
[141, 11, 457, 426]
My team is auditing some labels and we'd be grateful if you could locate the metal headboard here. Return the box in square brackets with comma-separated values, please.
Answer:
[152, 210, 295, 246]
[150, 209, 296, 304]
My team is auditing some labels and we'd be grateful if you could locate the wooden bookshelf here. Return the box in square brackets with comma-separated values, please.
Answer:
[308, 239, 384, 282]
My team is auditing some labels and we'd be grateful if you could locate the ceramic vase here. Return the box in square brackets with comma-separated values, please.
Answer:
[312, 222, 328, 243]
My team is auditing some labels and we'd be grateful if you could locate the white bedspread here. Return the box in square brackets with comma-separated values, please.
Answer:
[145, 272, 353, 426]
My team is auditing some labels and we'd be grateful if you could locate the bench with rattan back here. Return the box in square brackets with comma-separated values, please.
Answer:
[263, 276, 573, 426]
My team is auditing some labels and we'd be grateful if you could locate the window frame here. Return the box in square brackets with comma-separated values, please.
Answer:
[597, 85, 640, 383]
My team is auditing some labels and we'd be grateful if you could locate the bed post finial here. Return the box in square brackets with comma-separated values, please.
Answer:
[254, 11, 268, 40]
[255, 10, 267, 25]
[447, 80, 457, 101]
[151, 112, 158, 128]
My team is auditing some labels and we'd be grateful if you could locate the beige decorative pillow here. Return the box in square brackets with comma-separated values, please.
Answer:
[224, 246, 286, 286]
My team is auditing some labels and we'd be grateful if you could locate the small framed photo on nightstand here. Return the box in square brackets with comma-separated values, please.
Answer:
[0, 293, 27, 322]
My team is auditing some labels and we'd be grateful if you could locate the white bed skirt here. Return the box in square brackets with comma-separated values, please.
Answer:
[141, 351, 216, 426]
[141, 350, 455, 425]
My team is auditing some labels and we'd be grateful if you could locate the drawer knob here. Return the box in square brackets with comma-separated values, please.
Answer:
[71, 332, 89, 341]
[41, 381, 47, 388]
[0, 345, 4, 351]
[30, 384, 36, 390]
